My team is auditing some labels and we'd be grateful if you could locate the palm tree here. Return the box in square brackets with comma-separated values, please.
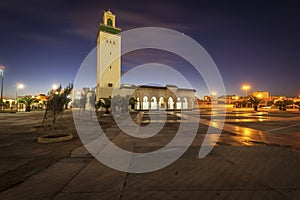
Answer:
[18, 96, 38, 112]
[97, 97, 111, 114]
[275, 100, 293, 111]
[248, 96, 261, 111]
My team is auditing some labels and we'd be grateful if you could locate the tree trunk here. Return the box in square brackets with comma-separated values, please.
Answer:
[254, 105, 258, 112]
[25, 105, 31, 112]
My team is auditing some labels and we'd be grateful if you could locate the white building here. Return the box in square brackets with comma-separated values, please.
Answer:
[96, 10, 195, 110]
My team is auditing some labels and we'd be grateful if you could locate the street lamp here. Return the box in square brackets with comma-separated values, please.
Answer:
[242, 85, 250, 97]
[211, 91, 217, 101]
[52, 84, 58, 90]
[16, 83, 24, 111]
[0, 66, 5, 110]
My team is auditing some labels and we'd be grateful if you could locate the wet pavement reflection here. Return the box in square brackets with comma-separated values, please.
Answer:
[140, 110, 300, 151]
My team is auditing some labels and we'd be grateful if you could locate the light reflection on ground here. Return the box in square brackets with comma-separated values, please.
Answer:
[140, 109, 300, 150]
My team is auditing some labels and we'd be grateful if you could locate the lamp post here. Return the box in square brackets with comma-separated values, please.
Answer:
[16, 83, 24, 111]
[0, 66, 5, 110]
[242, 85, 250, 97]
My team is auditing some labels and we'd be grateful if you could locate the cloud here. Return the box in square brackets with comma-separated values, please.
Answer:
[16, 32, 67, 45]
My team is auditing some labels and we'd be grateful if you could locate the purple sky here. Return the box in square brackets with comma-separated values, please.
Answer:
[0, 0, 299, 98]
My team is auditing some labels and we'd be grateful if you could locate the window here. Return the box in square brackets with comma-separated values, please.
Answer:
[107, 18, 113, 26]
[108, 83, 113, 87]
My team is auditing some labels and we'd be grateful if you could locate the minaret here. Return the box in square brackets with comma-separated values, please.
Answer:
[96, 10, 121, 99]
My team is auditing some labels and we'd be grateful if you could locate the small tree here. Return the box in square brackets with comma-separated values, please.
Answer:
[18, 96, 38, 112]
[248, 96, 261, 111]
[275, 100, 293, 111]
[275, 101, 283, 111]
[97, 97, 111, 114]
[241, 100, 248, 108]
[296, 102, 300, 111]
[42, 83, 73, 128]
[111, 95, 134, 113]
[119, 95, 131, 112]
[267, 101, 273, 107]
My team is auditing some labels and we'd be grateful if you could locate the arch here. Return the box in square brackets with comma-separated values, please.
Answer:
[136, 97, 140, 110]
[189, 98, 194, 109]
[168, 97, 174, 110]
[107, 18, 113, 26]
[150, 96, 158, 110]
[142, 96, 149, 110]
[159, 97, 166, 110]
[183, 98, 188, 109]
[176, 97, 182, 110]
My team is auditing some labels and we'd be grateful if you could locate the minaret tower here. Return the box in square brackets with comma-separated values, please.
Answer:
[96, 10, 121, 99]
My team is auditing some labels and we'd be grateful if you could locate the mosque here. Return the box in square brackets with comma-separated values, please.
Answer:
[96, 10, 196, 110]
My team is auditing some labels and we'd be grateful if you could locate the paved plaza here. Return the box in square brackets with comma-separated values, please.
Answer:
[0, 109, 300, 199]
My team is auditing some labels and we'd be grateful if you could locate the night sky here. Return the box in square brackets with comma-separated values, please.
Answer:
[0, 0, 299, 98]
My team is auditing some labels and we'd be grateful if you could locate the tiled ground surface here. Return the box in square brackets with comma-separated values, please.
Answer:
[0, 110, 299, 199]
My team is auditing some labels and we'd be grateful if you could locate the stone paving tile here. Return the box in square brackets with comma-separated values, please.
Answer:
[0, 158, 90, 200]
[121, 190, 286, 200]
[53, 192, 121, 200]
[279, 189, 300, 200]
[124, 147, 266, 191]
[0, 158, 33, 175]
[214, 146, 300, 189]
[62, 159, 126, 193]
[71, 145, 93, 158]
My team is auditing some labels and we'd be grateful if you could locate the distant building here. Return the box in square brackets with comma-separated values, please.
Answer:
[203, 96, 211, 102]
[250, 91, 269, 99]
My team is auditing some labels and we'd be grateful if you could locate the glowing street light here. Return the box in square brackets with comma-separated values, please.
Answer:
[257, 93, 262, 98]
[16, 83, 24, 111]
[0, 66, 5, 110]
[17, 83, 24, 89]
[211, 91, 217, 96]
[211, 91, 217, 101]
[52, 84, 59, 90]
[242, 84, 250, 97]
[16, 83, 24, 98]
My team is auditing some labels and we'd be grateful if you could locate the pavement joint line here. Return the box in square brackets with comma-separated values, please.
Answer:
[0, 153, 62, 192]
[266, 123, 300, 132]
[214, 150, 290, 199]
[119, 172, 130, 200]
[51, 157, 94, 200]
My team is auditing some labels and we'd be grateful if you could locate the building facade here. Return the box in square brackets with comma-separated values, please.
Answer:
[96, 10, 121, 99]
[118, 84, 195, 110]
[96, 10, 196, 110]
